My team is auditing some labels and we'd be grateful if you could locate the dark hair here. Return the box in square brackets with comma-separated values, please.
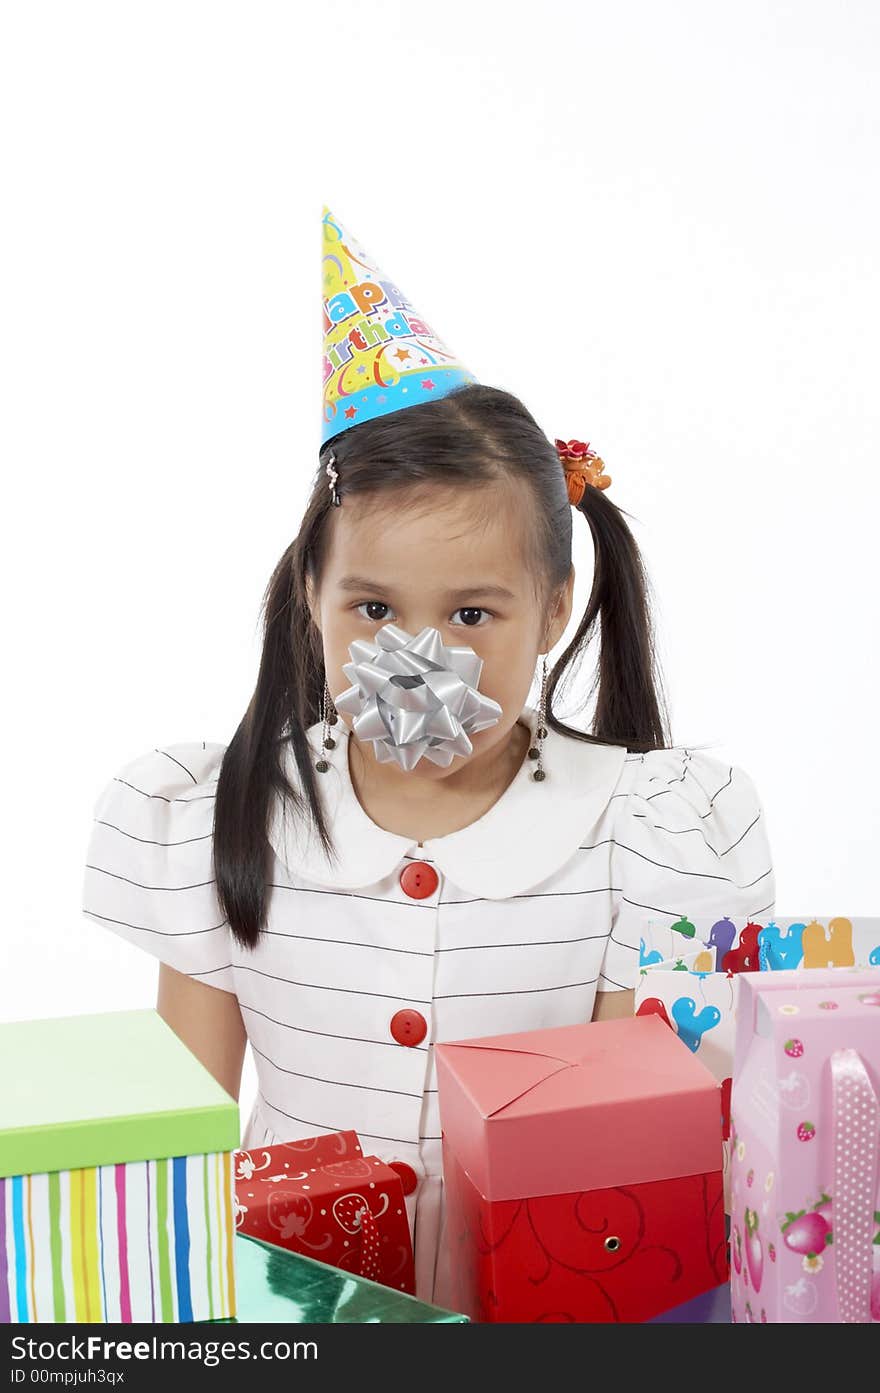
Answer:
[214, 383, 671, 949]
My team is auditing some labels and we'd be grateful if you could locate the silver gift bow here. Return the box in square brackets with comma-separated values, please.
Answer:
[333, 623, 503, 771]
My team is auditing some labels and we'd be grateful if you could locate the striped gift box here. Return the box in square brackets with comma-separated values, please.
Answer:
[0, 1010, 240, 1324]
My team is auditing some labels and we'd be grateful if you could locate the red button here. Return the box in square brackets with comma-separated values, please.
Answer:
[388, 1161, 419, 1196]
[399, 861, 439, 900]
[390, 1009, 428, 1047]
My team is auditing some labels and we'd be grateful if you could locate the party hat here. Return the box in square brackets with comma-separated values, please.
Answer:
[322, 206, 477, 447]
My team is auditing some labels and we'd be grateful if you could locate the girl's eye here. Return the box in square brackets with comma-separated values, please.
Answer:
[356, 601, 395, 622]
[450, 607, 490, 627]
[355, 602, 491, 628]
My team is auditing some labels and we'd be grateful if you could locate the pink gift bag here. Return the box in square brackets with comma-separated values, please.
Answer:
[729, 969, 880, 1322]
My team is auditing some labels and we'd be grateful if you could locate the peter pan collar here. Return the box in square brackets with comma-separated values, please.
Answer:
[267, 705, 628, 900]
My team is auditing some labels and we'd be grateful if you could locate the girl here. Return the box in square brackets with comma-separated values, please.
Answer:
[82, 223, 775, 1312]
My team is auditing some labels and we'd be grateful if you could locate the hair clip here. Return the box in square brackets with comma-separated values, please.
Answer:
[325, 452, 341, 507]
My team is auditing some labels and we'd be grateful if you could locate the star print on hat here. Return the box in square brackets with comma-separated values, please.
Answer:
[322, 205, 477, 446]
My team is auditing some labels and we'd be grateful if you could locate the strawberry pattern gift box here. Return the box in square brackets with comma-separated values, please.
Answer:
[729, 969, 880, 1323]
[435, 1014, 728, 1323]
[0, 1010, 239, 1324]
[233, 1131, 415, 1295]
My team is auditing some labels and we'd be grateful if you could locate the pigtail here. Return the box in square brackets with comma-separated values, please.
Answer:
[547, 490, 672, 754]
[213, 536, 339, 950]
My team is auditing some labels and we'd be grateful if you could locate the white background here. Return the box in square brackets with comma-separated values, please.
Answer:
[2, 2, 878, 1130]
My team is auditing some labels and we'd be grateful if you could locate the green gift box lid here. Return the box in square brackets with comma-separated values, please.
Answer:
[222, 1234, 469, 1324]
[0, 1009, 240, 1179]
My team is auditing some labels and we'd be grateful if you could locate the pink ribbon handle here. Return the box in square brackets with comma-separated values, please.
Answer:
[831, 1047, 879, 1322]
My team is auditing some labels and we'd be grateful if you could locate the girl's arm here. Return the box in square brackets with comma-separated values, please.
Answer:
[157, 963, 248, 1101]
[591, 988, 635, 1023]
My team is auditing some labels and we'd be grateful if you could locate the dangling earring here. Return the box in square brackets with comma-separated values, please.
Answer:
[528, 655, 549, 782]
[315, 679, 338, 774]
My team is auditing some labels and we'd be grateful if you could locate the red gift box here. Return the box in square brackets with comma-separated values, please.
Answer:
[233, 1130, 415, 1294]
[436, 1015, 727, 1323]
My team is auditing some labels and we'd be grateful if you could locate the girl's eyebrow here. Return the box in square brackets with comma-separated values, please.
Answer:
[336, 575, 516, 602]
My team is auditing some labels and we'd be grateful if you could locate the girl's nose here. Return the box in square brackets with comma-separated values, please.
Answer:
[398, 619, 447, 639]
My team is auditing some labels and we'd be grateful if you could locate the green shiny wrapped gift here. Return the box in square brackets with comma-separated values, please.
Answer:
[216, 1235, 469, 1323]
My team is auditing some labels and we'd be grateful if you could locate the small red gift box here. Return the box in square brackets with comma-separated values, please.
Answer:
[436, 1015, 727, 1323]
[233, 1130, 415, 1295]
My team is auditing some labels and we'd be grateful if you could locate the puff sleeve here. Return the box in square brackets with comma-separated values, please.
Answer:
[603, 747, 776, 989]
[81, 743, 236, 992]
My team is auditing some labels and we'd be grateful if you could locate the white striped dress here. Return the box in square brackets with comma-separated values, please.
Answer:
[81, 702, 775, 1310]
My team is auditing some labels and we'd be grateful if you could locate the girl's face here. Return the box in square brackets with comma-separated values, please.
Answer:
[307, 482, 574, 784]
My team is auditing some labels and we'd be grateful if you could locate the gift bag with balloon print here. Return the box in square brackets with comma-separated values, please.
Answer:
[233, 1131, 415, 1295]
[634, 916, 880, 1209]
[638, 914, 880, 978]
[635, 965, 738, 1206]
[729, 970, 880, 1323]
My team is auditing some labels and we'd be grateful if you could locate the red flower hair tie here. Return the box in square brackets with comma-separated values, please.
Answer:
[554, 438, 612, 507]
